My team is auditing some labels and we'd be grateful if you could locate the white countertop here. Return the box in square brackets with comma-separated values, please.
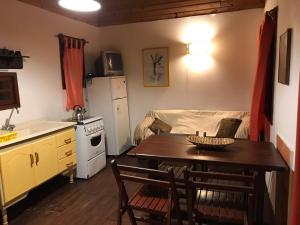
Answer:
[0, 120, 76, 149]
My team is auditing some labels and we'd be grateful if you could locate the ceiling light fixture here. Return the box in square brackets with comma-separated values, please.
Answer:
[58, 0, 101, 12]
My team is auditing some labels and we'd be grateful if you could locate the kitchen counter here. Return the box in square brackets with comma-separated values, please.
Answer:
[0, 120, 76, 149]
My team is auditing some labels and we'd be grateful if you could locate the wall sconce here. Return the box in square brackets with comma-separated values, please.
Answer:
[187, 42, 212, 55]
[185, 41, 214, 72]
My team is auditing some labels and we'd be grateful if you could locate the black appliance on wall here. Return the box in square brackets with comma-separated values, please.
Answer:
[94, 51, 123, 77]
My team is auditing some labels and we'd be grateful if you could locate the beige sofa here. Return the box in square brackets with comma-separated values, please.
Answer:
[134, 109, 250, 145]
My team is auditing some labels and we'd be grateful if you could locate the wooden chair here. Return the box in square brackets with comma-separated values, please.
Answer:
[111, 160, 182, 225]
[184, 168, 257, 225]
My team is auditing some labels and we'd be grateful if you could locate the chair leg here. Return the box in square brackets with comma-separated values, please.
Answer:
[117, 191, 124, 225]
[126, 207, 137, 225]
[174, 202, 182, 225]
[165, 210, 171, 225]
[243, 212, 249, 225]
[117, 214, 122, 225]
[117, 209, 122, 225]
[186, 189, 194, 225]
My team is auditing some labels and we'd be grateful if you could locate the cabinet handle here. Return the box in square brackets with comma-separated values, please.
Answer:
[64, 138, 71, 144]
[65, 150, 72, 157]
[30, 154, 34, 168]
[35, 152, 39, 165]
[66, 162, 73, 168]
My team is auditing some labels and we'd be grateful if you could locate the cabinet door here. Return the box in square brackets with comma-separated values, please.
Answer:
[32, 136, 58, 185]
[0, 144, 35, 203]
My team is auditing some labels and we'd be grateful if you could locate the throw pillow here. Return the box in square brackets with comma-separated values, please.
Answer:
[216, 118, 242, 138]
[149, 118, 172, 134]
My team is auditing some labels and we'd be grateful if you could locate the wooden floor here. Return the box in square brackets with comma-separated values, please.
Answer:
[8, 155, 274, 225]
[9, 156, 139, 225]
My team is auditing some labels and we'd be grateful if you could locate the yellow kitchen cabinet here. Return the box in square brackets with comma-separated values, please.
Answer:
[0, 128, 76, 204]
[0, 143, 35, 203]
[0, 124, 76, 225]
[32, 136, 58, 186]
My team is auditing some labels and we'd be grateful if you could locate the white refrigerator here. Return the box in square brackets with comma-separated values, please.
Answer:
[87, 76, 131, 155]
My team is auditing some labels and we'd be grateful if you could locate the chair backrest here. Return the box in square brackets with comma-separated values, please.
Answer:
[184, 168, 257, 225]
[184, 168, 257, 194]
[111, 160, 178, 200]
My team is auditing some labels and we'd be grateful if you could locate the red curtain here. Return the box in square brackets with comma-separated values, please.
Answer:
[290, 76, 300, 225]
[249, 13, 276, 141]
[62, 37, 85, 110]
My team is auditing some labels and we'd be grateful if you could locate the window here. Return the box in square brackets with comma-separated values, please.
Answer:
[0, 72, 20, 110]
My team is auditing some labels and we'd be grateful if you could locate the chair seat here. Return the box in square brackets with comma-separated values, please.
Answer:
[129, 185, 170, 215]
[195, 189, 246, 224]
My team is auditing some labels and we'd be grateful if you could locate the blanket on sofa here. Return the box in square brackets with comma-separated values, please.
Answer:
[134, 110, 250, 145]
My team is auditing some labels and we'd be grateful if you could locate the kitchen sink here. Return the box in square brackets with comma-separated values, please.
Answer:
[16, 121, 72, 137]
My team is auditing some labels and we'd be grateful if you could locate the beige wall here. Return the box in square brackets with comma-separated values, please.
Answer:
[0, 0, 100, 124]
[96, 9, 263, 136]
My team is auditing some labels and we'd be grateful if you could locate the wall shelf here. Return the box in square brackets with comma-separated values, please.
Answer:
[0, 55, 30, 58]
[0, 48, 29, 69]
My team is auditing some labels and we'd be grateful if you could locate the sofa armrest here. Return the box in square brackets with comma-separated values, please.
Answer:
[133, 116, 155, 145]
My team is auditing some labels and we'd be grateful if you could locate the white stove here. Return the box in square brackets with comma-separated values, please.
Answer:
[75, 116, 106, 179]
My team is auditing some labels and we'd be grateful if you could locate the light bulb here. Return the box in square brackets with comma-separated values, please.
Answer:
[59, 0, 101, 12]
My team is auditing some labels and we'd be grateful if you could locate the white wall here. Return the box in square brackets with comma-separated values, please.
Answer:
[96, 9, 263, 136]
[265, 0, 300, 169]
[0, 0, 100, 124]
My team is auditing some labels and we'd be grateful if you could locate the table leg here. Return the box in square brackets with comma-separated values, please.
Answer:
[256, 171, 266, 225]
[2, 208, 8, 225]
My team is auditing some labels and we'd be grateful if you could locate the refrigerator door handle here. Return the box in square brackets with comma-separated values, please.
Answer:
[113, 97, 126, 100]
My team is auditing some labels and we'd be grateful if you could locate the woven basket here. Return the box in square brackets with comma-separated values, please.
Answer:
[187, 136, 234, 150]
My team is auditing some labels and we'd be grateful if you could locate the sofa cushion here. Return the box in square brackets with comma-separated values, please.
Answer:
[216, 118, 242, 138]
[149, 118, 172, 134]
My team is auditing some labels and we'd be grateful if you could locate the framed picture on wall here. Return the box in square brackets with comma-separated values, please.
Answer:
[278, 28, 292, 85]
[142, 47, 169, 87]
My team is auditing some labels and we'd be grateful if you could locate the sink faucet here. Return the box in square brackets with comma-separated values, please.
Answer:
[2, 108, 19, 131]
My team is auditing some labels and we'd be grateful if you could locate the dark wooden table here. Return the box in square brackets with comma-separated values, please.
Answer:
[128, 135, 288, 225]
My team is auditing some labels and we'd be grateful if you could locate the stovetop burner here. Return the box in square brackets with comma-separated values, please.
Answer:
[66, 116, 103, 125]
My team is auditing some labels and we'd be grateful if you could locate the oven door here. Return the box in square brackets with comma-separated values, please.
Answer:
[88, 130, 105, 160]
